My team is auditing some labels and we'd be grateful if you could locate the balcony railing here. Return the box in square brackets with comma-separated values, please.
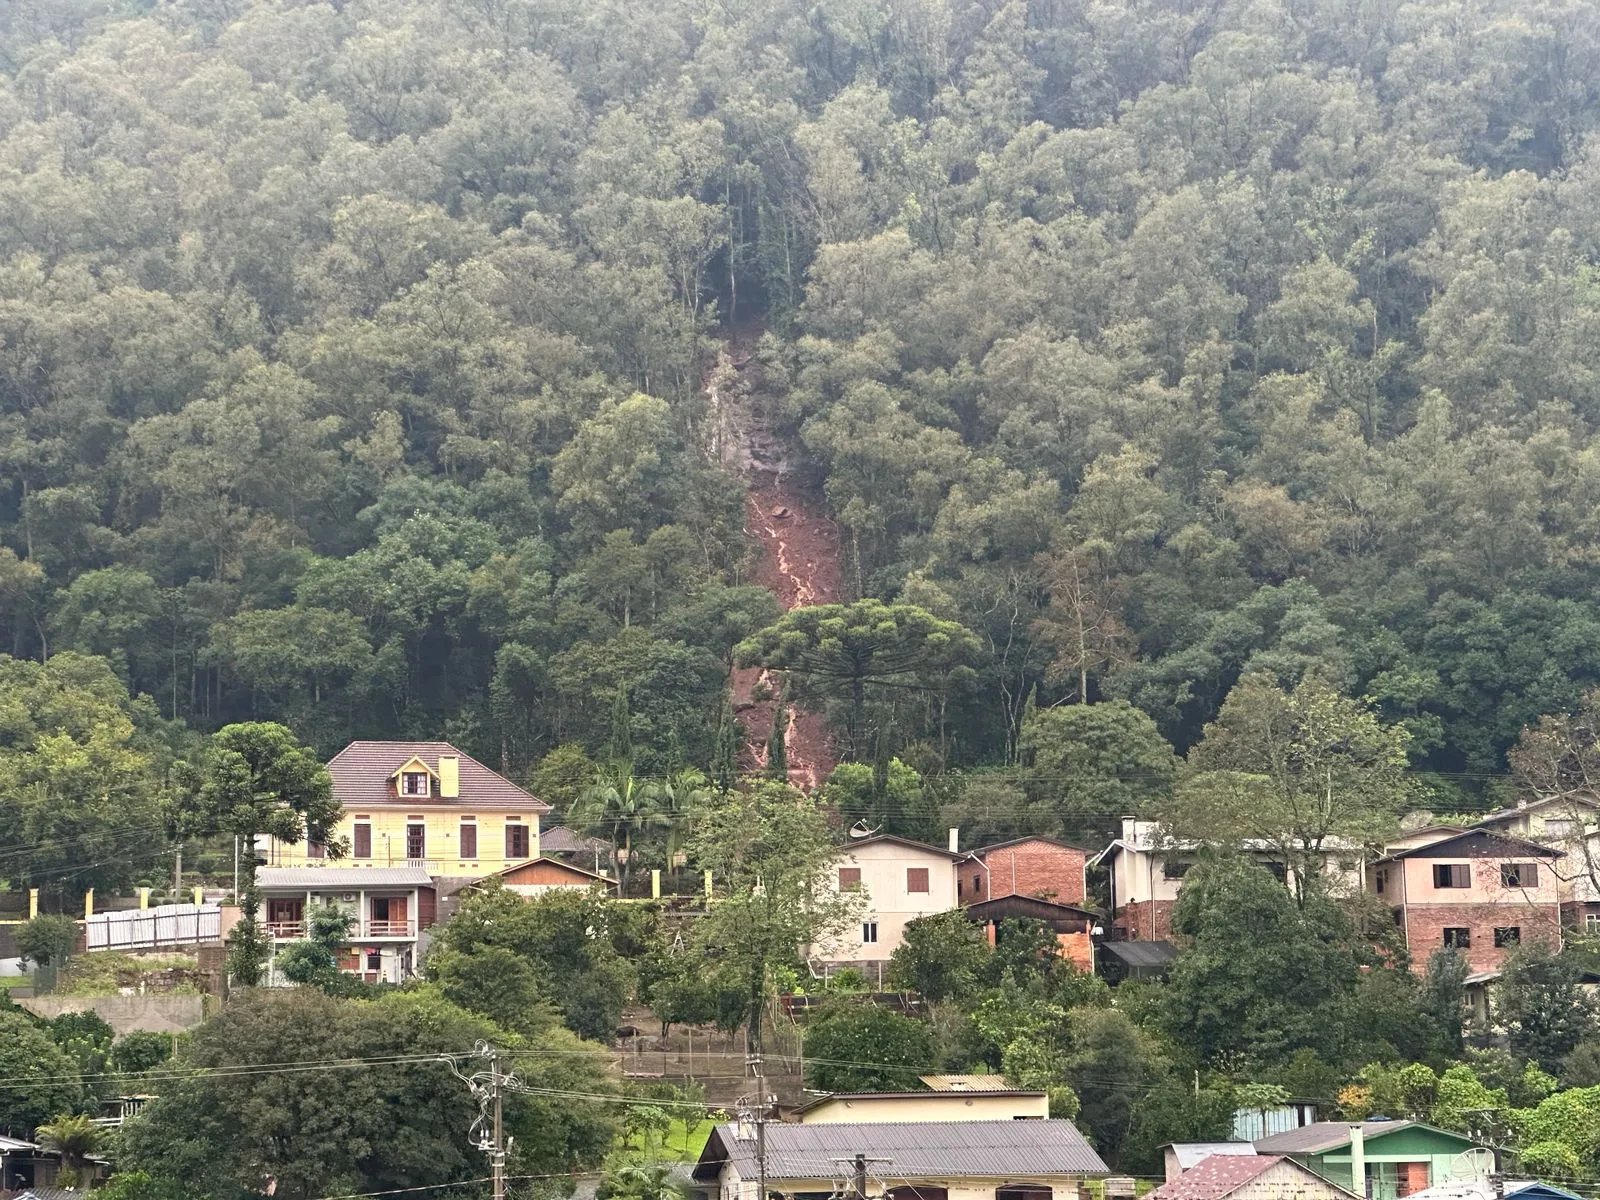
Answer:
[266, 921, 305, 939]
[364, 920, 415, 938]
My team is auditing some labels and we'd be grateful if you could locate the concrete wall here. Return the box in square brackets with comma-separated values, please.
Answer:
[799, 1094, 1049, 1124]
[20, 993, 206, 1034]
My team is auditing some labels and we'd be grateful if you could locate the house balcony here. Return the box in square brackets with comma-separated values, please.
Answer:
[362, 920, 416, 938]
[266, 921, 305, 939]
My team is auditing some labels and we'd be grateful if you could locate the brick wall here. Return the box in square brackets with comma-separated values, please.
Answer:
[975, 840, 1087, 905]
[1114, 899, 1175, 941]
[1057, 929, 1094, 972]
[1403, 902, 1561, 974]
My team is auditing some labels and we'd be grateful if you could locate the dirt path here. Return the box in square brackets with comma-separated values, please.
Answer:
[710, 336, 840, 791]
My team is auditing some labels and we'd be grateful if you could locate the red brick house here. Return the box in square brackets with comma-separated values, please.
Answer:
[960, 836, 1088, 906]
[1369, 830, 1563, 974]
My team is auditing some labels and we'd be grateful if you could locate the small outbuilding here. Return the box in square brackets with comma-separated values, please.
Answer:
[1160, 1143, 1258, 1184]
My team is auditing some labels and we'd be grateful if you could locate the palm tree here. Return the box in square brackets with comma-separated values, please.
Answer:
[653, 768, 710, 881]
[35, 1112, 101, 1186]
[572, 763, 666, 894]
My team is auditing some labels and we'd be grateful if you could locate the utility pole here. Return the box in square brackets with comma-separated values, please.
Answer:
[741, 1053, 770, 1200]
[173, 845, 182, 898]
[491, 1049, 506, 1200]
[832, 1153, 890, 1200]
[232, 836, 240, 903]
[443, 1042, 512, 1200]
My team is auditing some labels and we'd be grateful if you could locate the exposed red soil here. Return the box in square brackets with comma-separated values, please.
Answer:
[713, 338, 840, 791]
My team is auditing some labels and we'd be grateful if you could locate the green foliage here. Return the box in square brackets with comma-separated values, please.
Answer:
[1494, 944, 1600, 1068]
[1166, 855, 1379, 1066]
[1159, 674, 1413, 901]
[802, 1000, 935, 1092]
[823, 759, 932, 841]
[1018, 701, 1177, 844]
[0, 654, 171, 902]
[110, 1032, 175, 1077]
[428, 882, 633, 1043]
[122, 990, 617, 1200]
[18, 914, 80, 967]
[275, 906, 357, 994]
[688, 781, 856, 1052]
[887, 910, 992, 1003]
[737, 601, 979, 757]
[34, 1113, 102, 1186]
[0, 1010, 85, 1132]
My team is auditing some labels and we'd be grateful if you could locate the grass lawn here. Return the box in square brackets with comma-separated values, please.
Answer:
[0, 976, 31, 989]
[615, 1118, 715, 1165]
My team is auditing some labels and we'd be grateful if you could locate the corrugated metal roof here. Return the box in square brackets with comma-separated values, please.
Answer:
[1165, 1144, 1259, 1171]
[330, 741, 550, 812]
[917, 1075, 1016, 1092]
[840, 834, 964, 860]
[1255, 1121, 1449, 1154]
[256, 866, 433, 888]
[0, 1134, 38, 1152]
[540, 826, 609, 854]
[698, 1120, 1108, 1181]
[1101, 941, 1179, 967]
[1144, 1156, 1328, 1200]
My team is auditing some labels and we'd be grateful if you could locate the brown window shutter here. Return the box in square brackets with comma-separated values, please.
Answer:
[907, 867, 930, 893]
[838, 867, 862, 891]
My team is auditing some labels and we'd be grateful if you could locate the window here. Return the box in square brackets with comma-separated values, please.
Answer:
[1546, 819, 1577, 839]
[1587, 912, 1600, 934]
[366, 950, 382, 972]
[907, 867, 930, 893]
[1163, 859, 1192, 880]
[307, 838, 326, 860]
[972, 874, 983, 895]
[1443, 927, 1471, 949]
[1263, 861, 1287, 882]
[838, 867, 862, 891]
[353, 822, 372, 859]
[1501, 862, 1538, 888]
[405, 822, 426, 861]
[401, 771, 429, 797]
[1433, 863, 1471, 888]
[1494, 927, 1521, 948]
[862, 921, 879, 944]
[459, 819, 478, 860]
[1375, 869, 1387, 895]
[505, 821, 529, 859]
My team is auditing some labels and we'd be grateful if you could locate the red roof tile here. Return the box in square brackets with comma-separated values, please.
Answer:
[1145, 1156, 1327, 1200]
[330, 741, 550, 812]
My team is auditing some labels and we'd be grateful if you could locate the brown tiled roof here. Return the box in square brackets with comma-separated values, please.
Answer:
[971, 835, 1088, 855]
[1144, 1156, 1316, 1200]
[330, 741, 550, 812]
[540, 825, 610, 854]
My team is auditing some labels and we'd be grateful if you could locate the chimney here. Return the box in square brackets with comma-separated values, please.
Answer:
[439, 755, 460, 799]
[1349, 1125, 1366, 1198]
[1121, 815, 1138, 842]
[948, 827, 960, 854]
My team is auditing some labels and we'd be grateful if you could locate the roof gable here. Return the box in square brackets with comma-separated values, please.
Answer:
[973, 835, 1087, 856]
[1145, 1155, 1353, 1200]
[390, 755, 437, 779]
[329, 741, 550, 812]
[1386, 829, 1560, 860]
[491, 856, 615, 887]
[842, 833, 963, 861]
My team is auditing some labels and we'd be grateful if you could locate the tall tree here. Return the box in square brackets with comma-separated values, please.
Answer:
[172, 723, 339, 986]
[1158, 674, 1412, 902]
[736, 601, 979, 758]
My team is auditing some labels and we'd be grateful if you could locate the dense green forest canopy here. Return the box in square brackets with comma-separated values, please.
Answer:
[4, 0, 1600, 796]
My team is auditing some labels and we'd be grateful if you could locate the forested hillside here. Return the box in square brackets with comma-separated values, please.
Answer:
[4, 0, 1600, 799]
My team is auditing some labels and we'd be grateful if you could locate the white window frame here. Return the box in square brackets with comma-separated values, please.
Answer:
[862, 920, 879, 945]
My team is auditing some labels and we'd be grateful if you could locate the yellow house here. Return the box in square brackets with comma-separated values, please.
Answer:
[260, 741, 551, 881]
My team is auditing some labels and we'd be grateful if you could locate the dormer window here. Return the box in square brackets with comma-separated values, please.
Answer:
[401, 771, 430, 797]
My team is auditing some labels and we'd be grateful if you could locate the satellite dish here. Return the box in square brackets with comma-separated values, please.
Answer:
[1449, 1148, 1496, 1180]
[848, 820, 880, 839]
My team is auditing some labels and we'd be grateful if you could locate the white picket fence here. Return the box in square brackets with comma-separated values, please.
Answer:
[85, 903, 221, 951]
